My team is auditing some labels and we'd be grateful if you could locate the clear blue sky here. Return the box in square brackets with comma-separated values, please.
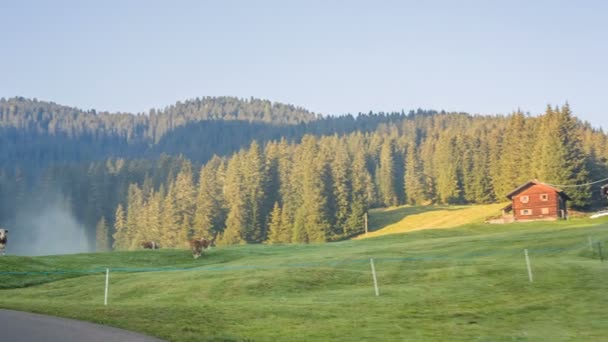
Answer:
[1, 0, 606, 129]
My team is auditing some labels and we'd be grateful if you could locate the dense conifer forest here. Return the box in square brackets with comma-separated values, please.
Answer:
[1, 97, 606, 250]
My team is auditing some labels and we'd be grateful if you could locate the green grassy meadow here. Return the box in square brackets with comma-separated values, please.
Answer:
[362, 203, 507, 238]
[1, 207, 608, 341]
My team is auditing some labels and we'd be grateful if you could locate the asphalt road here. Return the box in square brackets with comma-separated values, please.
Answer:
[0, 309, 166, 342]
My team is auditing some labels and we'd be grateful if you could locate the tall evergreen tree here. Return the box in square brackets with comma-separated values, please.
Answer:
[112, 203, 127, 250]
[126, 183, 144, 249]
[221, 152, 249, 244]
[497, 111, 532, 196]
[534, 104, 591, 207]
[404, 143, 427, 205]
[331, 140, 352, 237]
[243, 141, 268, 242]
[378, 139, 399, 206]
[174, 160, 196, 242]
[434, 132, 461, 203]
[266, 202, 289, 243]
[193, 156, 226, 240]
[160, 183, 180, 247]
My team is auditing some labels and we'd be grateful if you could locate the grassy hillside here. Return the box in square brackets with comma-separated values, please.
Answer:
[362, 203, 506, 238]
[1, 213, 608, 341]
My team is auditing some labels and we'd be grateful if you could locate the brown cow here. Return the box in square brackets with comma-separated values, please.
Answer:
[141, 241, 160, 250]
[189, 237, 211, 259]
[0, 228, 7, 256]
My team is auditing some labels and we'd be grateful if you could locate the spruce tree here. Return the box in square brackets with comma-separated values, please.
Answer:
[221, 152, 248, 244]
[534, 104, 591, 207]
[434, 132, 461, 203]
[126, 183, 143, 249]
[174, 160, 196, 242]
[404, 143, 427, 205]
[266, 202, 287, 243]
[378, 139, 399, 206]
[161, 183, 180, 247]
[497, 111, 532, 196]
[331, 140, 352, 237]
[193, 156, 226, 240]
[243, 141, 268, 242]
[112, 203, 127, 250]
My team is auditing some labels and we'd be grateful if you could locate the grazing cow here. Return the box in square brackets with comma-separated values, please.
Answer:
[189, 237, 211, 259]
[141, 241, 160, 250]
[0, 229, 7, 256]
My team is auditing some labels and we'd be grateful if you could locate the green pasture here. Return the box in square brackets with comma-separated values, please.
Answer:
[1, 208, 607, 341]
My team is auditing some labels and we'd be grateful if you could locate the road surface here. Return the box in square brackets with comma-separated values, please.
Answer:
[0, 309, 166, 342]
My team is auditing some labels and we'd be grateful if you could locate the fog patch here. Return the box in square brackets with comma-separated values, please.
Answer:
[9, 195, 93, 256]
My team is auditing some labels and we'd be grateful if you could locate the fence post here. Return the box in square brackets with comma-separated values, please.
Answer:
[370, 258, 379, 296]
[104, 268, 109, 306]
[524, 249, 533, 283]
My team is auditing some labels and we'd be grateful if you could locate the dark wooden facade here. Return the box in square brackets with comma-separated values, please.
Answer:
[505, 180, 570, 221]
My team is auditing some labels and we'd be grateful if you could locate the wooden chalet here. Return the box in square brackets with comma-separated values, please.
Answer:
[503, 180, 570, 221]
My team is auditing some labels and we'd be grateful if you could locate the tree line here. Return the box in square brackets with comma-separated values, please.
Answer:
[1, 102, 606, 250]
[0, 97, 425, 176]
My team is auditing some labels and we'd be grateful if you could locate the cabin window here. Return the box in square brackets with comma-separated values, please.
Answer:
[540, 194, 549, 201]
[542, 208, 549, 215]
[520, 196, 529, 204]
[520, 209, 532, 215]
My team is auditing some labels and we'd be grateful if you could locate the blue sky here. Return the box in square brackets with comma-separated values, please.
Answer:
[1, 0, 606, 128]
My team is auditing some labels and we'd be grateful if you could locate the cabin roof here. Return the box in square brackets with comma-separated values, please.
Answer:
[505, 179, 571, 200]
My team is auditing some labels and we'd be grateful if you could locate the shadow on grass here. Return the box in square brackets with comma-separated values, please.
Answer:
[367, 205, 467, 232]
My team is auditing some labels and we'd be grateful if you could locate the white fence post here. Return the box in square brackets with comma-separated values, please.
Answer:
[370, 258, 380, 296]
[104, 268, 109, 306]
[524, 249, 533, 283]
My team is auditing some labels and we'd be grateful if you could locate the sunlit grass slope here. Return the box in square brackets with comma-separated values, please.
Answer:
[361, 203, 507, 238]
[1, 215, 608, 341]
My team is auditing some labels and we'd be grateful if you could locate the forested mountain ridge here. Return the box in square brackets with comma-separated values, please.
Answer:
[1, 96, 607, 254]
[0, 96, 318, 139]
[0, 96, 420, 170]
